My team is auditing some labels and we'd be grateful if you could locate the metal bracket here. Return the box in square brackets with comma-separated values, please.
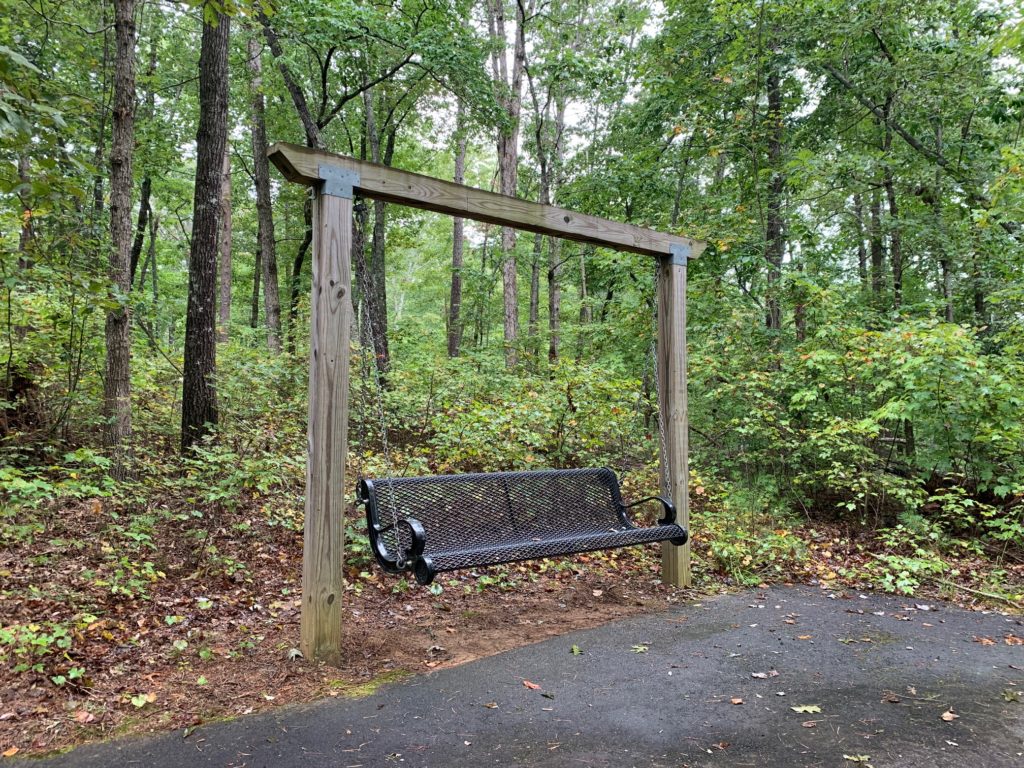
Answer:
[663, 242, 692, 266]
[319, 164, 359, 199]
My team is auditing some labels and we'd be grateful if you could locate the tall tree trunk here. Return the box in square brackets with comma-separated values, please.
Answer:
[129, 177, 151, 286]
[764, 65, 784, 333]
[217, 147, 232, 342]
[92, 0, 111, 235]
[138, 211, 159, 347]
[286, 198, 312, 356]
[105, 0, 136, 480]
[932, 123, 953, 323]
[488, 0, 531, 368]
[869, 186, 884, 300]
[547, 97, 567, 365]
[129, 36, 157, 286]
[182, 8, 229, 451]
[17, 154, 34, 269]
[361, 90, 390, 375]
[247, 33, 281, 352]
[447, 105, 467, 358]
[853, 193, 867, 289]
[884, 164, 902, 312]
[528, 234, 541, 363]
[250, 248, 261, 329]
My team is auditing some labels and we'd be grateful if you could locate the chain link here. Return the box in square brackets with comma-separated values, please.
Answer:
[651, 266, 671, 503]
[355, 212, 405, 568]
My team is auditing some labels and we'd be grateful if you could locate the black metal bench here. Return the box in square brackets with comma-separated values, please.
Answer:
[357, 467, 688, 585]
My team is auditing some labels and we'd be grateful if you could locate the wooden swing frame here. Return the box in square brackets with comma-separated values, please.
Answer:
[268, 142, 706, 663]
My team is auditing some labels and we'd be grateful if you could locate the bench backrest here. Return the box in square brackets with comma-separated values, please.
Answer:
[367, 467, 631, 556]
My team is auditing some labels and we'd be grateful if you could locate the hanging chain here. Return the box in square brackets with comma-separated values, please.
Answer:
[355, 206, 405, 568]
[651, 264, 672, 503]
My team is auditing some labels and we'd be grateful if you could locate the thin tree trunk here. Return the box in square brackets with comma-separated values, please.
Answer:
[286, 198, 313, 356]
[247, 33, 281, 351]
[933, 123, 953, 323]
[488, 0, 531, 368]
[217, 147, 232, 342]
[547, 98, 566, 365]
[884, 165, 902, 312]
[138, 211, 158, 348]
[447, 105, 467, 358]
[764, 65, 784, 333]
[92, 0, 111, 234]
[361, 89, 390, 374]
[105, 0, 136, 480]
[182, 9, 229, 451]
[250, 249, 261, 329]
[17, 155, 34, 269]
[129, 36, 157, 286]
[528, 234, 541, 362]
[129, 177, 151, 286]
[853, 193, 867, 288]
[869, 186, 884, 300]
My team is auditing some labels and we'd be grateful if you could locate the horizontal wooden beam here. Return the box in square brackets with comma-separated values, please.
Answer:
[268, 142, 705, 259]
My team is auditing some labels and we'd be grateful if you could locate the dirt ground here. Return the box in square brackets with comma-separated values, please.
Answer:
[0, 497, 681, 757]
[2, 495, 1021, 759]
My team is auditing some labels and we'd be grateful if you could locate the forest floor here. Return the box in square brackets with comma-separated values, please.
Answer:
[1, 496, 1022, 758]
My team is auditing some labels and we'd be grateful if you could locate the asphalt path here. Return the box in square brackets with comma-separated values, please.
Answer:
[30, 585, 1024, 767]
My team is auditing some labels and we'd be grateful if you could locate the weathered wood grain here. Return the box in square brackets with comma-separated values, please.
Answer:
[268, 142, 705, 259]
[657, 257, 691, 588]
[300, 191, 351, 664]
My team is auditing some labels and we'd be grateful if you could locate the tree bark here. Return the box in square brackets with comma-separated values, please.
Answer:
[129, 37, 157, 286]
[488, 0, 531, 368]
[17, 154, 34, 269]
[853, 193, 867, 289]
[129, 177, 151, 286]
[869, 186, 884, 300]
[247, 34, 281, 352]
[217, 147, 232, 342]
[182, 8, 229, 451]
[105, 0, 136, 480]
[528, 233, 541, 362]
[361, 89, 390, 375]
[286, 199, 312, 356]
[764, 64, 784, 333]
[447, 105, 467, 358]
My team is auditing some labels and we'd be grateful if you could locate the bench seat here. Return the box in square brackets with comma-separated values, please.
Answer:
[357, 467, 688, 585]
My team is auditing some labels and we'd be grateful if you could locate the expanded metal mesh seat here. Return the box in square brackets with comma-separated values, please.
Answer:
[357, 467, 688, 585]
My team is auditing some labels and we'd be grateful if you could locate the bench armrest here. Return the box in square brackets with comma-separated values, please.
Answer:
[623, 495, 677, 526]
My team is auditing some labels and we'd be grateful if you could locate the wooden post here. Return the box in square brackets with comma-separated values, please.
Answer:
[658, 244, 690, 587]
[300, 167, 356, 663]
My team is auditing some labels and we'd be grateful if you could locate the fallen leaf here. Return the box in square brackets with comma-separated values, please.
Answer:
[801, 720, 817, 728]
[483, 702, 498, 709]
[2, 747, 19, 758]
[592, 590, 603, 597]
[730, 697, 743, 705]
[797, 635, 813, 641]
[1002, 690, 1021, 703]
[941, 709, 959, 722]
[881, 691, 901, 703]
[0, 714, 14, 722]
[972, 636, 996, 646]
[843, 755, 871, 763]
[74, 710, 96, 724]
[631, 644, 649, 653]
[570, 645, 582, 656]
[523, 680, 541, 690]
[791, 705, 822, 714]
[1006, 635, 1023, 646]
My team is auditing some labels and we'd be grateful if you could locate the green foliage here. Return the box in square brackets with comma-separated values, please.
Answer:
[0, 620, 73, 675]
